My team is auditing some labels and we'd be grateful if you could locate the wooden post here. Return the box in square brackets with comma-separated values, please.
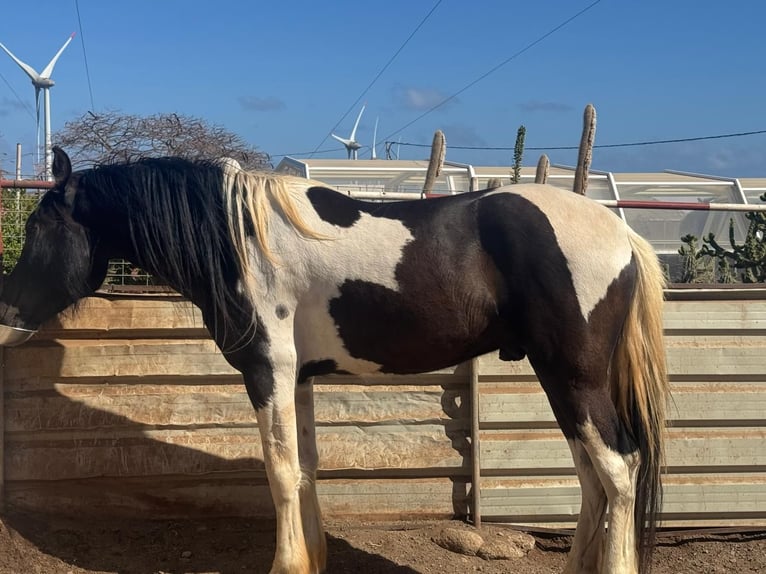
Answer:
[470, 357, 481, 528]
[486, 178, 502, 190]
[573, 103, 596, 195]
[535, 154, 550, 184]
[422, 130, 446, 198]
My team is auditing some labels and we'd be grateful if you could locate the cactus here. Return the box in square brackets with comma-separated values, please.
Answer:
[700, 196, 766, 282]
[512, 125, 526, 184]
[573, 104, 596, 195]
[422, 130, 446, 198]
[486, 178, 503, 190]
[535, 154, 550, 184]
[678, 235, 716, 283]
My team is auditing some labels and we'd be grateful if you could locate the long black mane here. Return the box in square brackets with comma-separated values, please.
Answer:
[79, 157, 250, 341]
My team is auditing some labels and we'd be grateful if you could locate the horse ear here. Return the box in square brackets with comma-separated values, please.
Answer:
[52, 146, 72, 188]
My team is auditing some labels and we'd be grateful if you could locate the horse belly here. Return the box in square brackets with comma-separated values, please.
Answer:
[295, 286, 500, 376]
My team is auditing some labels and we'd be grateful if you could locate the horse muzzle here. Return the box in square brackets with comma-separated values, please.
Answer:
[0, 324, 37, 346]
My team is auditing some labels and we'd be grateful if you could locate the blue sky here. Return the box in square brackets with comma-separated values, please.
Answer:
[0, 0, 764, 177]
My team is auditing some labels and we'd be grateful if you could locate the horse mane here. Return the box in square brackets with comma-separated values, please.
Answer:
[78, 156, 320, 346]
[220, 160, 322, 269]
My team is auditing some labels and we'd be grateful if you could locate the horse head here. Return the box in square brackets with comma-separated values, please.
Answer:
[0, 147, 109, 345]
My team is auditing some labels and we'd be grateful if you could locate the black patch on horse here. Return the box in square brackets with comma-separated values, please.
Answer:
[307, 187, 362, 227]
[275, 304, 290, 319]
[327, 194, 506, 373]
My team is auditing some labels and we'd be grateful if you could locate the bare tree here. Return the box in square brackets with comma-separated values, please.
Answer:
[55, 110, 271, 170]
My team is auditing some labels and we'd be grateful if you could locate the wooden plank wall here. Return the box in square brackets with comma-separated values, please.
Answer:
[479, 291, 766, 527]
[2, 293, 765, 527]
[2, 296, 470, 520]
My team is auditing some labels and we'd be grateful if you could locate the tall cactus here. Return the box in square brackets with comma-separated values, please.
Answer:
[512, 125, 526, 184]
[422, 130, 446, 198]
[535, 154, 550, 184]
[573, 103, 596, 195]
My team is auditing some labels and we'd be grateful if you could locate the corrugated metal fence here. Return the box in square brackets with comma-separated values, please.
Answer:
[1, 290, 765, 527]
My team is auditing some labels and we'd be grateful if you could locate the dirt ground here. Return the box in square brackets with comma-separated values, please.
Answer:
[1, 511, 764, 574]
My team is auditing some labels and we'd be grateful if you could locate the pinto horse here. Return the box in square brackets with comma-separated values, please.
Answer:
[0, 147, 668, 574]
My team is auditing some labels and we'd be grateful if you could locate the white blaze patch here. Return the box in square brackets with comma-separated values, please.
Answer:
[485, 185, 634, 321]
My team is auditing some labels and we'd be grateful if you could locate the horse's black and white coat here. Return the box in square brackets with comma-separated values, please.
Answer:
[0, 148, 669, 574]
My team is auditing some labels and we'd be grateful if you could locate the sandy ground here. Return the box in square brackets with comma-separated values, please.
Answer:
[1, 511, 764, 574]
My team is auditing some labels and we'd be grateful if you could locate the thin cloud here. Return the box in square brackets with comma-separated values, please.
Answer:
[238, 96, 286, 112]
[394, 86, 457, 112]
[519, 100, 573, 113]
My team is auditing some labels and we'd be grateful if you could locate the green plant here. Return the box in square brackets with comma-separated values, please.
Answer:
[678, 234, 716, 283]
[700, 197, 766, 283]
[1, 188, 155, 286]
[512, 125, 526, 184]
[1, 188, 40, 274]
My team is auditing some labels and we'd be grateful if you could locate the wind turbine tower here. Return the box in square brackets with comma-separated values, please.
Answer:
[332, 104, 365, 160]
[0, 33, 75, 180]
[371, 116, 379, 160]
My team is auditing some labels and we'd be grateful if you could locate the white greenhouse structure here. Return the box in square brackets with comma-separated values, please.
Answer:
[277, 157, 766, 279]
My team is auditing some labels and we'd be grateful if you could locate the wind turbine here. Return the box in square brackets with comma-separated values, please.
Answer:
[371, 116, 379, 160]
[332, 103, 365, 160]
[0, 33, 75, 180]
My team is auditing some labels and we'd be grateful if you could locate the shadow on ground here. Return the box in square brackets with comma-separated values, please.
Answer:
[2, 510, 421, 574]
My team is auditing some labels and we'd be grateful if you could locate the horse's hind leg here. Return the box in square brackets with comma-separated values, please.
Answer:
[295, 383, 327, 572]
[536, 367, 639, 574]
[563, 438, 607, 573]
[577, 399, 641, 574]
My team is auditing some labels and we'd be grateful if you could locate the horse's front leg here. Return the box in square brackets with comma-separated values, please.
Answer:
[248, 349, 313, 574]
[296, 382, 327, 572]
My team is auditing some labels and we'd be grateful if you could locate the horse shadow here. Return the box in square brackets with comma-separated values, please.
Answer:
[1, 303, 470, 573]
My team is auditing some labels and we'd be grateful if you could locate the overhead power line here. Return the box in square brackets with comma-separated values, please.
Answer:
[308, 0, 444, 158]
[389, 129, 766, 152]
[275, 128, 766, 160]
[74, 0, 96, 110]
[0, 72, 36, 121]
[378, 0, 604, 144]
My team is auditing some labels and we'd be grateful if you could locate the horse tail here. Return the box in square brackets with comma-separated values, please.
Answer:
[611, 228, 669, 573]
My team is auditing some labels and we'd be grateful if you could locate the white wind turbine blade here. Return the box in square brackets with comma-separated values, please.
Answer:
[0, 41, 41, 81]
[41, 32, 75, 78]
[331, 133, 352, 146]
[349, 104, 365, 141]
